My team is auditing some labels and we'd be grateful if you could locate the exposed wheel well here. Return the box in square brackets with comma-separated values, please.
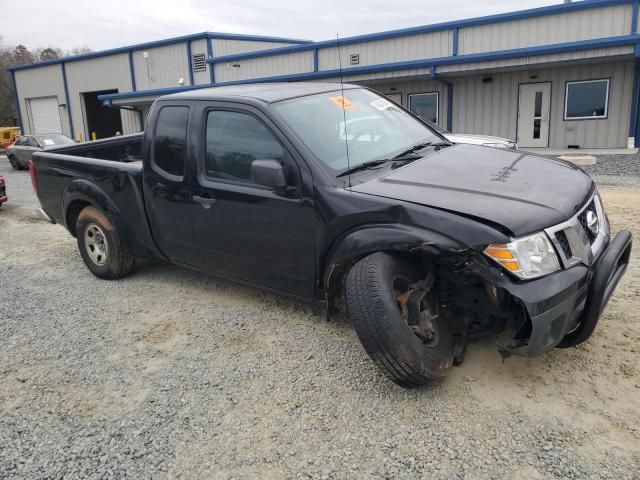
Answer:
[65, 200, 92, 236]
[326, 250, 426, 316]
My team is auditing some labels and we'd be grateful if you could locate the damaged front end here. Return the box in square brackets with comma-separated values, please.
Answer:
[430, 228, 632, 359]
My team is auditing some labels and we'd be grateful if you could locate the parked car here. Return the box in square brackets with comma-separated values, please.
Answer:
[29, 83, 631, 387]
[421, 118, 518, 150]
[6, 133, 75, 170]
[0, 126, 21, 151]
[0, 175, 7, 209]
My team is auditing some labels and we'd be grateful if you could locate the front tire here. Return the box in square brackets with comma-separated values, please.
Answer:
[8, 155, 23, 170]
[346, 252, 455, 388]
[76, 206, 134, 279]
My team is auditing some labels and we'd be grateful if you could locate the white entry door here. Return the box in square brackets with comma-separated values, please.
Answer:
[517, 83, 551, 148]
[29, 96, 63, 134]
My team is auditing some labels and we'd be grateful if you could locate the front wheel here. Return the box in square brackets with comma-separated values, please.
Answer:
[8, 155, 23, 170]
[345, 252, 455, 388]
[76, 206, 134, 279]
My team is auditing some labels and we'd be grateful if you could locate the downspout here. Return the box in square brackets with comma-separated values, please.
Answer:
[61, 62, 74, 138]
[430, 66, 454, 132]
[10, 70, 22, 131]
[128, 50, 145, 131]
[206, 34, 215, 84]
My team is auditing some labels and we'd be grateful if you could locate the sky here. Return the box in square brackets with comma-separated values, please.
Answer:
[1, 0, 559, 52]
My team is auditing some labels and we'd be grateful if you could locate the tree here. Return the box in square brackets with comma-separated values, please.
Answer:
[68, 46, 92, 56]
[37, 47, 61, 61]
[12, 44, 35, 65]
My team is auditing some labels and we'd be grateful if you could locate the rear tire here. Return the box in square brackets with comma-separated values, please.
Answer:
[76, 206, 134, 279]
[345, 252, 455, 388]
[8, 155, 23, 170]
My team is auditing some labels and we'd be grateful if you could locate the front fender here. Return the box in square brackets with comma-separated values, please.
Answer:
[322, 223, 469, 298]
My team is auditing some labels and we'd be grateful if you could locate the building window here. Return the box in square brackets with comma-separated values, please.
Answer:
[564, 79, 609, 120]
[408, 92, 439, 123]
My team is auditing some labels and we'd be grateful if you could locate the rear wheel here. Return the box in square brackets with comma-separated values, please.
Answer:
[8, 155, 23, 170]
[345, 252, 455, 388]
[76, 206, 134, 279]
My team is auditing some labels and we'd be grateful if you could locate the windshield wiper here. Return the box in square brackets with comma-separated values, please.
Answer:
[391, 140, 452, 160]
[336, 159, 392, 178]
[336, 140, 452, 179]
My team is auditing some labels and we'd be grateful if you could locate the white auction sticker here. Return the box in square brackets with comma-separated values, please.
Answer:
[370, 99, 393, 111]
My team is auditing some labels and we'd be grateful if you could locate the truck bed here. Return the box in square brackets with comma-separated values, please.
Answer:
[48, 133, 143, 163]
[31, 133, 158, 259]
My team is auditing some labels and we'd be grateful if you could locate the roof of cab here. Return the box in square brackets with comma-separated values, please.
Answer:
[161, 82, 361, 103]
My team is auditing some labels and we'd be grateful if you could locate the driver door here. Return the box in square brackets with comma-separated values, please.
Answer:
[187, 104, 316, 298]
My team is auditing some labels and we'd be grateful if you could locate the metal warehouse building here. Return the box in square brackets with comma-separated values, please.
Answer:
[10, 0, 640, 150]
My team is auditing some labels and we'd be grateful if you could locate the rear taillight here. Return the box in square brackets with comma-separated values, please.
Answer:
[28, 159, 39, 193]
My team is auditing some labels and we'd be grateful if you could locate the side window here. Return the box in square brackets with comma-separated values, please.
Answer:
[204, 110, 286, 185]
[14, 137, 24, 146]
[28, 137, 40, 147]
[152, 106, 189, 177]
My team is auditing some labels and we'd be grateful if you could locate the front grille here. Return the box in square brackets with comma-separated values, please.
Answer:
[555, 230, 572, 258]
[545, 193, 607, 268]
[577, 199, 598, 244]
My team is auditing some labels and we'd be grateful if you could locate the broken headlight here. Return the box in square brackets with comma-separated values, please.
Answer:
[484, 232, 561, 280]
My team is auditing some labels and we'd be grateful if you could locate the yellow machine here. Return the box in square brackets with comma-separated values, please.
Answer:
[0, 127, 21, 150]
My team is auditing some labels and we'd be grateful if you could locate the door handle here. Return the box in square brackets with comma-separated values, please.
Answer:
[192, 194, 216, 209]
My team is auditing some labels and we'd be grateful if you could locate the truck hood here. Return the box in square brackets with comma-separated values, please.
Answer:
[351, 144, 594, 237]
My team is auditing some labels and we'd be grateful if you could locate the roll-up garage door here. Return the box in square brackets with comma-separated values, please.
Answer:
[29, 97, 63, 134]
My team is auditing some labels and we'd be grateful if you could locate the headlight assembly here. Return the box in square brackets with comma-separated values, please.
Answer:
[484, 232, 561, 280]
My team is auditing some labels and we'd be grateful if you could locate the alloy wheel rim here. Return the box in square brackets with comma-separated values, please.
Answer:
[84, 223, 109, 266]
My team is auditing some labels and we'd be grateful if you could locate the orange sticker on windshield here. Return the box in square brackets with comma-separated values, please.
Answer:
[330, 96, 354, 109]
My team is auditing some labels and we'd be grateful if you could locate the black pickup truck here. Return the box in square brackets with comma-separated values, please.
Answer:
[30, 83, 632, 387]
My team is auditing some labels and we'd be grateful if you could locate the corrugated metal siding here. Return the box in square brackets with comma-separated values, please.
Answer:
[459, 4, 633, 55]
[438, 46, 635, 73]
[132, 43, 189, 90]
[14, 65, 68, 135]
[214, 51, 313, 82]
[120, 109, 140, 134]
[190, 39, 210, 85]
[318, 31, 452, 71]
[312, 68, 429, 83]
[452, 61, 634, 148]
[65, 53, 138, 137]
[212, 39, 296, 56]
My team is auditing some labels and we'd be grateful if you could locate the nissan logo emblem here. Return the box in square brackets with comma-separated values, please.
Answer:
[586, 210, 599, 235]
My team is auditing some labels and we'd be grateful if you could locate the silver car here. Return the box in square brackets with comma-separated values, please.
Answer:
[422, 118, 518, 150]
[7, 133, 76, 170]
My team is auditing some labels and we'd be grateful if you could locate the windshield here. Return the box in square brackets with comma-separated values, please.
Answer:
[35, 134, 75, 146]
[272, 88, 440, 174]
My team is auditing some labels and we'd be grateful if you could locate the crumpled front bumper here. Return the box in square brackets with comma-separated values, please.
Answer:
[500, 230, 632, 357]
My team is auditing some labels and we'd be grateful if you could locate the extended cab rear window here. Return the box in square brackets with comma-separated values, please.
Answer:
[153, 106, 189, 177]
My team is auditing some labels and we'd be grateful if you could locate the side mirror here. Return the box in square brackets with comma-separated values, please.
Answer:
[251, 159, 287, 190]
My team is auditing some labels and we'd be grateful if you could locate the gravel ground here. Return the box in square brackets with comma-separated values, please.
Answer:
[582, 152, 640, 186]
[1, 155, 639, 479]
